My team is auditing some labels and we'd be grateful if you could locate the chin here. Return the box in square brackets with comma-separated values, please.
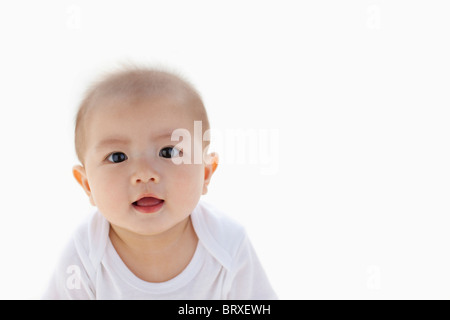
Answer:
[130, 216, 187, 236]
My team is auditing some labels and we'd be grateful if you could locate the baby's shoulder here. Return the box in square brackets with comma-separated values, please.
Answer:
[70, 209, 110, 269]
[191, 201, 247, 270]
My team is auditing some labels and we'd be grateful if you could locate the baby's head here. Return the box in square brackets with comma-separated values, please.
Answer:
[72, 65, 218, 236]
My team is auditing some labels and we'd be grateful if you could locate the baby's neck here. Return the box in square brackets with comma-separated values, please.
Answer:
[109, 216, 198, 282]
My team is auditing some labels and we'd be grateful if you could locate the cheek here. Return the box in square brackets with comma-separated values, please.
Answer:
[168, 165, 204, 199]
[89, 169, 127, 207]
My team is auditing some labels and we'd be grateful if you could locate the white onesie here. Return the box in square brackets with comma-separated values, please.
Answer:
[43, 200, 277, 299]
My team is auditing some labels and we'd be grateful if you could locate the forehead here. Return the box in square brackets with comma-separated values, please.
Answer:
[85, 95, 201, 144]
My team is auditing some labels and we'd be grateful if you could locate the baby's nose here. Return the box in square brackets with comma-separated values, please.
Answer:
[131, 161, 160, 185]
[133, 174, 159, 184]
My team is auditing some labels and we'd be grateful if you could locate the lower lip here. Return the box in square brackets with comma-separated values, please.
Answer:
[132, 200, 165, 214]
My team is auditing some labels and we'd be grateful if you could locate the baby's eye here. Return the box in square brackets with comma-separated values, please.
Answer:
[159, 146, 183, 159]
[106, 152, 128, 163]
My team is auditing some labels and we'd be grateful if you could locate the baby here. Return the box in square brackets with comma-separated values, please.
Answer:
[43, 65, 277, 299]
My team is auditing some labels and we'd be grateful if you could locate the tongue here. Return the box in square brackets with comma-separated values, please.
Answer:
[136, 197, 163, 207]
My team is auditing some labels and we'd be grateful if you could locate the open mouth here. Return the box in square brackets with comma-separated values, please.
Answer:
[132, 196, 165, 214]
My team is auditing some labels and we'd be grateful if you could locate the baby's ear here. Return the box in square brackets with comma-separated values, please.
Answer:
[73, 165, 96, 206]
[202, 153, 219, 195]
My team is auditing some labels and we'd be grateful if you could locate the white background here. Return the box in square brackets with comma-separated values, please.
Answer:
[0, 0, 449, 299]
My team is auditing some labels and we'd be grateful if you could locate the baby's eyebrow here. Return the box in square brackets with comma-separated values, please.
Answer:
[154, 132, 176, 140]
[94, 132, 176, 151]
[95, 137, 130, 151]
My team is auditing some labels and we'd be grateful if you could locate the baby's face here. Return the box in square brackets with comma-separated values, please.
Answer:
[74, 96, 216, 236]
